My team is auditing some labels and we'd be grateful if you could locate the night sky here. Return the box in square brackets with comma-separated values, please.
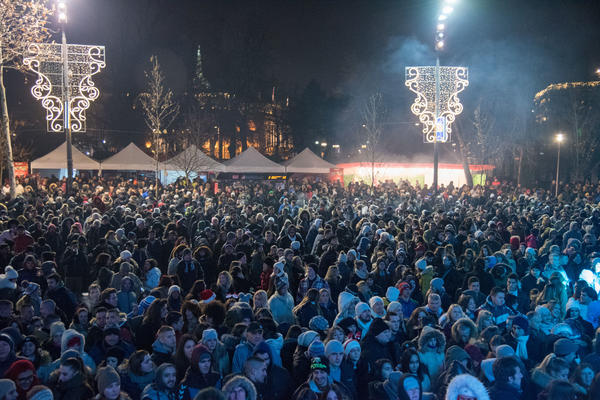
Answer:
[7, 0, 600, 160]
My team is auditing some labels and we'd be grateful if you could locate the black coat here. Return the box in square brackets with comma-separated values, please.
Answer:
[488, 382, 523, 400]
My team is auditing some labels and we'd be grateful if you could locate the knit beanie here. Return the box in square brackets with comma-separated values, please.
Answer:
[310, 357, 329, 372]
[201, 328, 218, 343]
[0, 334, 14, 352]
[26, 385, 52, 400]
[325, 340, 344, 357]
[297, 331, 319, 347]
[347, 249, 357, 260]
[430, 278, 444, 291]
[308, 341, 325, 357]
[511, 315, 529, 335]
[355, 302, 370, 316]
[496, 344, 515, 359]
[343, 339, 360, 357]
[309, 316, 329, 332]
[554, 339, 578, 357]
[168, 285, 180, 297]
[387, 301, 402, 315]
[369, 318, 390, 337]
[445, 345, 470, 363]
[386, 287, 400, 302]
[4, 266, 18, 280]
[137, 296, 156, 316]
[0, 380, 15, 400]
[96, 366, 120, 394]
[369, 296, 384, 309]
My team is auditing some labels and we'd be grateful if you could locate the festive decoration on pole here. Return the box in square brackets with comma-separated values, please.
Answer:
[23, 43, 105, 133]
[405, 65, 468, 143]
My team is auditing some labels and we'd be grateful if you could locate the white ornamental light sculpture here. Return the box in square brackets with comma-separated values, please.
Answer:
[23, 43, 105, 133]
[405, 65, 468, 143]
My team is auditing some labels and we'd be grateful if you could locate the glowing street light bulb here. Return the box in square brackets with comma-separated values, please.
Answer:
[556, 133, 564, 143]
[442, 6, 454, 14]
[57, 1, 67, 23]
[437, 23, 445, 31]
[438, 14, 447, 21]
[436, 40, 444, 50]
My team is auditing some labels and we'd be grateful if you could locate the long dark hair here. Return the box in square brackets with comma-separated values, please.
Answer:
[143, 298, 166, 326]
[174, 334, 195, 381]
[400, 348, 428, 382]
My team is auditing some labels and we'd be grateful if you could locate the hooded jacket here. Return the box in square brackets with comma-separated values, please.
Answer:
[222, 376, 257, 400]
[445, 373, 489, 400]
[252, 341, 292, 400]
[418, 326, 446, 383]
[449, 318, 478, 347]
[140, 364, 178, 400]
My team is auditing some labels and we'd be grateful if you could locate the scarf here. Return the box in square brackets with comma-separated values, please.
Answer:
[515, 335, 529, 360]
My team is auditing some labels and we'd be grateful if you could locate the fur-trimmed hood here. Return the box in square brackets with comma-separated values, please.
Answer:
[61, 329, 85, 353]
[445, 374, 489, 400]
[222, 375, 257, 400]
[418, 326, 446, 353]
[451, 318, 478, 344]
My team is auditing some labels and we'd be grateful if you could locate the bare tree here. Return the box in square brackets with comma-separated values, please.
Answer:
[0, 0, 51, 198]
[136, 55, 180, 197]
[361, 93, 386, 193]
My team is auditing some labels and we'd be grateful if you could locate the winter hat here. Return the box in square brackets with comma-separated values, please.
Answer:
[464, 344, 484, 365]
[310, 357, 329, 373]
[343, 339, 360, 357]
[386, 287, 400, 302]
[275, 277, 288, 292]
[369, 296, 384, 309]
[308, 341, 325, 357]
[119, 250, 132, 260]
[168, 285, 180, 297]
[525, 247, 536, 257]
[0, 380, 15, 400]
[309, 316, 329, 332]
[495, 345, 515, 359]
[397, 281, 411, 295]
[369, 318, 390, 337]
[387, 301, 402, 315]
[291, 241, 301, 250]
[338, 252, 347, 263]
[415, 258, 427, 271]
[0, 327, 22, 350]
[96, 366, 120, 394]
[347, 249, 357, 260]
[201, 328, 218, 343]
[191, 344, 212, 367]
[50, 322, 65, 338]
[445, 346, 470, 366]
[554, 338, 578, 357]
[337, 292, 357, 314]
[60, 349, 80, 363]
[511, 315, 529, 334]
[430, 278, 444, 291]
[27, 386, 53, 400]
[199, 290, 216, 304]
[325, 340, 344, 357]
[551, 323, 573, 337]
[137, 296, 156, 316]
[297, 331, 320, 347]
[355, 302, 370, 316]
[135, 218, 145, 226]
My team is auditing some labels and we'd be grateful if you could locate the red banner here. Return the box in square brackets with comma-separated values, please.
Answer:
[14, 162, 28, 178]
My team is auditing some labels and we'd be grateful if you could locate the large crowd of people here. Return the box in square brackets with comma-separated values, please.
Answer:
[0, 175, 599, 400]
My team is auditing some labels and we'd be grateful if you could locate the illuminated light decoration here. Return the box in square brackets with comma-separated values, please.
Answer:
[435, 40, 444, 50]
[437, 23, 445, 31]
[23, 43, 106, 133]
[533, 81, 600, 102]
[438, 14, 447, 21]
[405, 65, 469, 143]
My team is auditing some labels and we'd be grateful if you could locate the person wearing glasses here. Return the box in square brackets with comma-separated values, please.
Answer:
[4, 360, 39, 400]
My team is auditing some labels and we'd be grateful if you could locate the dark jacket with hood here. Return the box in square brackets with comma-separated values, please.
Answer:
[50, 370, 95, 400]
[140, 364, 178, 400]
[369, 372, 422, 400]
[252, 341, 292, 400]
[177, 347, 221, 400]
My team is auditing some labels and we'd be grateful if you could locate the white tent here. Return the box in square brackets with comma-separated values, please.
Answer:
[101, 142, 157, 171]
[31, 142, 100, 170]
[223, 147, 285, 173]
[162, 145, 224, 172]
[283, 147, 336, 174]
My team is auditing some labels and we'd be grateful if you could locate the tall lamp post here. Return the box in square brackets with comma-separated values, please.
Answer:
[555, 133, 564, 197]
[405, 0, 467, 193]
[57, 0, 73, 194]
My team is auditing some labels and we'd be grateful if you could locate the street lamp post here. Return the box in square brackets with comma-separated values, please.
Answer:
[555, 133, 564, 197]
[58, 0, 73, 194]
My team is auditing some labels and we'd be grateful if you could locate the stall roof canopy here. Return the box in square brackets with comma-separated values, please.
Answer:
[223, 146, 285, 173]
[283, 148, 336, 173]
[101, 142, 157, 171]
[31, 142, 100, 170]
[162, 145, 225, 172]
